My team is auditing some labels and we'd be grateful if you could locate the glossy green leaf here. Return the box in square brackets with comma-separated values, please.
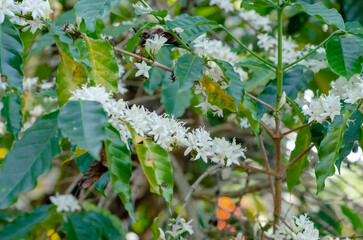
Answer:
[151, 217, 161, 240]
[20, 29, 40, 57]
[105, 125, 135, 220]
[133, 5, 168, 18]
[316, 106, 356, 193]
[175, 54, 205, 92]
[341, 205, 363, 233]
[326, 36, 363, 80]
[56, 49, 87, 107]
[94, 172, 110, 197]
[235, 60, 274, 71]
[0, 111, 60, 208]
[1, 92, 22, 139]
[335, 110, 363, 171]
[346, 21, 363, 36]
[257, 67, 312, 116]
[75, 152, 94, 174]
[58, 100, 108, 160]
[286, 127, 312, 191]
[102, 24, 132, 39]
[0, 205, 52, 240]
[83, 36, 118, 92]
[0, 18, 24, 92]
[240, 96, 260, 136]
[161, 78, 193, 118]
[293, 1, 345, 30]
[63, 211, 122, 239]
[144, 47, 172, 95]
[165, 15, 218, 43]
[213, 59, 244, 110]
[244, 69, 275, 92]
[74, 0, 120, 31]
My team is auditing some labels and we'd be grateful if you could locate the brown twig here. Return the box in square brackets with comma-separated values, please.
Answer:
[233, 162, 279, 177]
[259, 134, 275, 198]
[273, 115, 282, 230]
[114, 47, 174, 73]
[282, 144, 314, 173]
[261, 121, 275, 138]
[280, 122, 311, 138]
[245, 92, 276, 112]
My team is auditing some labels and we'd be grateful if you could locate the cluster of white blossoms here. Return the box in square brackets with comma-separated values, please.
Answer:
[209, 0, 234, 12]
[49, 193, 82, 213]
[0, 0, 53, 33]
[70, 85, 247, 166]
[257, 34, 327, 73]
[145, 34, 168, 54]
[166, 218, 194, 239]
[237, 9, 272, 32]
[269, 213, 349, 240]
[192, 34, 248, 117]
[302, 75, 363, 124]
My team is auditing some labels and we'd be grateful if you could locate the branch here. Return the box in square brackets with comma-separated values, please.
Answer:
[282, 144, 314, 173]
[233, 162, 279, 177]
[245, 92, 276, 112]
[280, 122, 311, 138]
[114, 47, 174, 73]
[283, 30, 343, 71]
[261, 121, 275, 138]
[259, 134, 275, 197]
[172, 165, 222, 237]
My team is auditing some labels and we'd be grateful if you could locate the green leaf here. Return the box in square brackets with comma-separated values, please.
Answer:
[0, 18, 24, 92]
[175, 54, 205, 92]
[293, 1, 345, 30]
[63, 211, 122, 240]
[75, 152, 94, 174]
[286, 127, 312, 191]
[287, 97, 306, 124]
[94, 172, 110, 197]
[133, 4, 168, 18]
[102, 24, 132, 39]
[244, 69, 275, 92]
[316, 106, 356, 193]
[133, 136, 173, 209]
[105, 125, 135, 220]
[20, 29, 40, 57]
[257, 67, 312, 116]
[74, 0, 120, 31]
[161, 78, 193, 118]
[56, 49, 87, 107]
[83, 36, 118, 92]
[1, 92, 22, 139]
[326, 36, 363, 80]
[341, 205, 363, 233]
[0, 111, 60, 208]
[30, 33, 55, 56]
[165, 15, 218, 43]
[212, 59, 244, 110]
[58, 100, 108, 160]
[346, 21, 363, 36]
[235, 60, 274, 71]
[335, 110, 363, 171]
[0, 205, 52, 240]
[151, 217, 161, 240]
[144, 47, 172, 95]
[240, 96, 261, 136]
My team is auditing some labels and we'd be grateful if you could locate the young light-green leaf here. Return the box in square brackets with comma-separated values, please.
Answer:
[240, 96, 261, 137]
[83, 36, 119, 92]
[175, 54, 205, 92]
[1, 92, 22, 139]
[316, 106, 356, 193]
[0, 18, 24, 92]
[293, 1, 345, 30]
[74, 0, 120, 31]
[326, 36, 363, 80]
[105, 125, 135, 220]
[0, 111, 60, 208]
[58, 100, 108, 160]
[134, 139, 174, 209]
[56, 49, 87, 107]
[286, 127, 312, 191]
[213, 59, 244, 110]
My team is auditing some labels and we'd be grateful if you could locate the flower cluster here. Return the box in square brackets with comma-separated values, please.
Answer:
[1, 0, 53, 33]
[302, 75, 363, 123]
[270, 213, 349, 240]
[166, 218, 194, 239]
[70, 85, 247, 166]
[145, 34, 168, 54]
[257, 33, 327, 73]
[50, 193, 82, 213]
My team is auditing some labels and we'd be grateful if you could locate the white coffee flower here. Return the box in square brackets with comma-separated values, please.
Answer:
[134, 61, 151, 78]
[50, 193, 81, 213]
[0, 0, 16, 24]
[144, 34, 168, 54]
[209, 0, 234, 12]
[125, 232, 139, 240]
